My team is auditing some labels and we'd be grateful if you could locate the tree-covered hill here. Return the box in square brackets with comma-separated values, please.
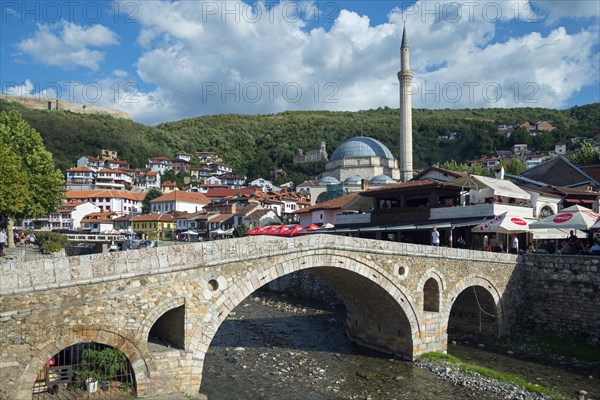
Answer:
[1, 99, 598, 182]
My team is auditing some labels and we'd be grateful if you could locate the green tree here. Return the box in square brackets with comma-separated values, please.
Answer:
[0, 111, 64, 247]
[233, 224, 250, 237]
[142, 188, 162, 214]
[499, 158, 526, 175]
[569, 140, 600, 165]
[434, 160, 489, 176]
[0, 137, 30, 247]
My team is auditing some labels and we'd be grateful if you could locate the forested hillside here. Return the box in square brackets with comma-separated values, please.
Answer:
[1, 99, 598, 182]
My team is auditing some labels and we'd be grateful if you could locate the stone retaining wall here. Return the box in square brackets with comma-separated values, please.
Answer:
[518, 254, 600, 342]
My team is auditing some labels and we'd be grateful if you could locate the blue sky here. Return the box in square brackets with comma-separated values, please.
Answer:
[1, 0, 599, 124]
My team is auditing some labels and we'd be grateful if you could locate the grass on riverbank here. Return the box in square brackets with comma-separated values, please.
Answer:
[418, 352, 567, 399]
[498, 335, 600, 362]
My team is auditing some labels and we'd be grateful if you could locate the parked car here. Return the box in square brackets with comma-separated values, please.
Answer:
[121, 239, 157, 250]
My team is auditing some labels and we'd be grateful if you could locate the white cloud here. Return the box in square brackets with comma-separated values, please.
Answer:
[2, 79, 57, 99]
[18, 22, 118, 71]
[535, 0, 600, 23]
[12, 1, 595, 124]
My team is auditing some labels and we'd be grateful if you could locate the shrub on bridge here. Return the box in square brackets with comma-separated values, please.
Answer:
[36, 232, 68, 253]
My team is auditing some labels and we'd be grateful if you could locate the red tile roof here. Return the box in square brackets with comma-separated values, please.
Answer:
[150, 191, 211, 204]
[205, 188, 257, 198]
[295, 192, 360, 214]
[67, 190, 145, 201]
[68, 166, 94, 172]
[132, 214, 175, 222]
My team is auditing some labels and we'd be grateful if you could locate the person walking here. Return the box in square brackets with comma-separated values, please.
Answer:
[510, 234, 519, 254]
[0, 229, 7, 257]
[431, 226, 440, 247]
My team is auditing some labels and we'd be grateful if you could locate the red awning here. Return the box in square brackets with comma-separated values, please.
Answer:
[578, 199, 597, 204]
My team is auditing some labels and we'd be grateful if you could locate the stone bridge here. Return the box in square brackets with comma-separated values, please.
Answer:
[0, 235, 523, 399]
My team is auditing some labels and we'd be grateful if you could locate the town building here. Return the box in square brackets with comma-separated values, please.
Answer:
[150, 191, 211, 214]
[132, 214, 175, 240]
[65, 190, 144, 216]
[65, 166, 96, 190]
[80, 211, 118, 233]
[321, 137, 400, 182]
[293, 141, 328, 164]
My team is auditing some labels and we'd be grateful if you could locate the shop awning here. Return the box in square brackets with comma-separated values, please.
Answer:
[451, 218, 492, 228]
[416, 222, 452, 230]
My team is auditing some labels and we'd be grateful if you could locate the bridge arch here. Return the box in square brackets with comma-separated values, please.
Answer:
[139, 297, 187, 349]
[416, 268, 446, 313]
[442, 275, 505, 338]
[187, 251, 422, 389]
[19, 325, 155, 399]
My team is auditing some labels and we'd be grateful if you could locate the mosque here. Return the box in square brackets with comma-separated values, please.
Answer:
[315, 27, 413, 192]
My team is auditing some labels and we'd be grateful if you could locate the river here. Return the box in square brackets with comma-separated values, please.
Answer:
[200, 290, 598, 400]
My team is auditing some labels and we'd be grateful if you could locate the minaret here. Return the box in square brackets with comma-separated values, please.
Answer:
[397, 26, 413, 182]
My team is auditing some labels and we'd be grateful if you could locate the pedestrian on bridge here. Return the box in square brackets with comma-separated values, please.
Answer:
[0, 229, 7, 257]
[431, 227, 440, 247]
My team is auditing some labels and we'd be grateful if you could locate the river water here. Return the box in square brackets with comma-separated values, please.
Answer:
[200, 290, 598, 400]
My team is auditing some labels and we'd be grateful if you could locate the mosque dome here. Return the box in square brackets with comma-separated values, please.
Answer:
[319, 176, 341, 185]
[343, 175, 363, 185]
[369, 175, 395, 185]
[330, 137, 394, 161]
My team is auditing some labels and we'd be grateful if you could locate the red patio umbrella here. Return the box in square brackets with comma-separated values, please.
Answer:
[304, 224, 320, 231]
[289, 224, 304, 237]
[265, 225, 282, 235]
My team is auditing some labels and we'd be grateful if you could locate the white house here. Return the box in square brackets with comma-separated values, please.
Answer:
[95, 169, 133, 190]
[173, 152, 192, 162]
[105, 159, 129, 170]
[77, 155, 104, 171]
[146, 157, 172, 174]
[80, 211, 118, 233]
[525, 154, 545, 169]
[26, 201, 100, 231]
[150, 191, 211, 214]
[136, 171, 161, 190]
[66, 190, 145, 216]
[65, 166, 96, 189]
[60, 201, 100, 230]
[204, 176, 222, 185]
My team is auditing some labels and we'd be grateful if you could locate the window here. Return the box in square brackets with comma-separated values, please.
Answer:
[423, 278, 440, 312]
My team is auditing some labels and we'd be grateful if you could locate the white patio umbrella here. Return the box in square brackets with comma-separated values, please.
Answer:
[471, 212, 529, 234]
[181, 230, 198, 235]
[529, 205, 600, 232]
[472, 212, 529, 253]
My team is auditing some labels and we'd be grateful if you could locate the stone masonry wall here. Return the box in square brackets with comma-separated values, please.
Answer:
[518, 254, 600, 343]
[0, 235, 521, 399]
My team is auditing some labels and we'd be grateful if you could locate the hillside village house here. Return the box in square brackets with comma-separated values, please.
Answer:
[65, 166, 96, 189]
[95, 168, 133, 190]
[161, 181, 178, 193]
[150, 191, 211, 214]
[294, 192, 369, 227]
[135, 171, 161, 190]
[105, 159, 130, 169]
[132, 214, 175, 240]
[77, 155, 104, 171]
[66, 190, 144, 216]
[146, 157, 172, 174]
[80, 211, 118, 233]
[197, 151, 222, 164]
[24, 201, 100, 231]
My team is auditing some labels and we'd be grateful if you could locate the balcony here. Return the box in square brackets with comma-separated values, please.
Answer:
[430, 203, 533, 220]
